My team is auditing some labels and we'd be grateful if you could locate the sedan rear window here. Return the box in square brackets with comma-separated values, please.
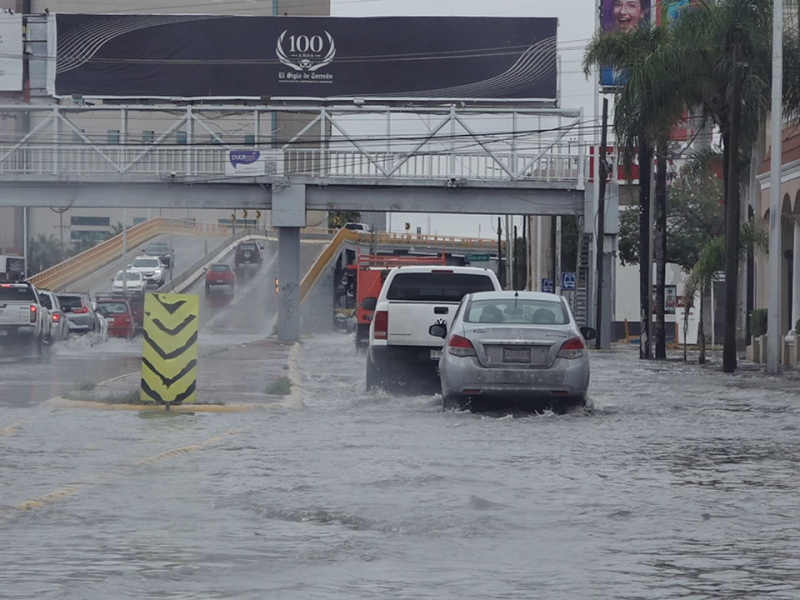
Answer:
[0, 285, 35, 301]
[466, 299, 569, 325]
[210, 264, 231, 272]
[386, 273, 495, 302]
[147, 244, 169, 253]
[238, 244, 257, 251]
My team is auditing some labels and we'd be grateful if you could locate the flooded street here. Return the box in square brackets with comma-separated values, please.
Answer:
[2, 334, 800, 599]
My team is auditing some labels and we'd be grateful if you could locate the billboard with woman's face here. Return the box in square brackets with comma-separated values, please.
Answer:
[600, 0, 652, 87]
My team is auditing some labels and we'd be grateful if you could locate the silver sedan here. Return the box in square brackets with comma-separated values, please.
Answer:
[430, 291, 596, 413]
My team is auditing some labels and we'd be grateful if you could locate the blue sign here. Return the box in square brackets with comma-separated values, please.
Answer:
[541, 278, 554, 294]
[561, 272, 576, 291]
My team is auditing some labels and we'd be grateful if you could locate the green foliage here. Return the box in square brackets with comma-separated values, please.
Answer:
[751, 309, 768, 338]
[77, 381, 97, 392]
[265, 376, 292, 396]
[66, 237, 97, 258]
[560, 215, 579, 273]
[27, 234, 64, 275]
[328, 211, 361, 229]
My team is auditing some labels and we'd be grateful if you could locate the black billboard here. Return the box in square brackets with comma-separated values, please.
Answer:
[50, 14, 558, 102]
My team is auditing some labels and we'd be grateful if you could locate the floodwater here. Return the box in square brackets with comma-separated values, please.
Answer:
[2, 333, 800, 599]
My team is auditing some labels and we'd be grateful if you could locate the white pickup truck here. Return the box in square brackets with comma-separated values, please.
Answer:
[366, 266, 501, 393]
[0, 281, 45, 354]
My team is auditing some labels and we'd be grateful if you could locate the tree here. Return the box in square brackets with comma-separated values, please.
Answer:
[328, 211, 361, 229]
[584, 18, 686, 360]
[109, 222, 125, 238]
[27, 234, 63, 275]
[67, 237, 97, 258]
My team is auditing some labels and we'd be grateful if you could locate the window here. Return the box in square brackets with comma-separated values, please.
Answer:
[0, 285, 35, 301]
[244, 134, 255, 146]
[176, 131, 188, 145]
[72, 129, 86, 143]
[107, 130, 120, 144]
[38, 293, 53, 310]
[57, 295, 85, 310]
[132, 258, 160, 268]
[70, 230, 109, 241]
[465, 299, 569, 325]
[70, 216, 110, 227]
[96, 302, 128, 315]
[133, 217, 147, 226]
[142, 130, 155, 144]
[210, 264, 232, 272]
[386, 273, 496, 302]
[116, 271, 142, 281]
[219, 219, 257, 225]
[210, 134, 223, 145]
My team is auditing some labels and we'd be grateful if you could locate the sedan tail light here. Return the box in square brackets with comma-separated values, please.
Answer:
[557, 337, 585, 360]
[30, 304, 37, 323]
[448, 334, 476, 357]
[52, 313, 61, 323]
[374, 310, 389, 340]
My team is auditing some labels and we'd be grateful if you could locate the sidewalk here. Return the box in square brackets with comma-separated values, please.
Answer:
[55, 338, 304, 409]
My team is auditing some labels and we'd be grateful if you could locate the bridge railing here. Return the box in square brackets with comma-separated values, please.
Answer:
[357, 232, 500, 251]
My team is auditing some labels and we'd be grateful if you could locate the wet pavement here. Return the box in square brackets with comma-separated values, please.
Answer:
[2, 333, 800, 599]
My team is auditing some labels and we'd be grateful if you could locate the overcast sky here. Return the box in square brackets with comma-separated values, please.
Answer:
[330, 0, 597, 237]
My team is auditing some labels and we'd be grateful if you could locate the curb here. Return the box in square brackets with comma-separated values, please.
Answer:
[45, 397, 283, 412]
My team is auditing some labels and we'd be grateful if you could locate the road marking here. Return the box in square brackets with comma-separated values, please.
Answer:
[15, 428, 249, 511]
[0, 421, 23, 438]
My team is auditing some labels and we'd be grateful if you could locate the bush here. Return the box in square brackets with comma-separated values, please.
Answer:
[265, 377, 292, 396]
[751, 309, 768, 338]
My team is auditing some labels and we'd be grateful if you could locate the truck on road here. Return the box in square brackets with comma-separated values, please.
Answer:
[0, 280, 46, 354]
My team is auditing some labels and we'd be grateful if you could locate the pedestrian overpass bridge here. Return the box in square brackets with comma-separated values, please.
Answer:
[0, 103, 599, 343]
[0, 104, 588, 216]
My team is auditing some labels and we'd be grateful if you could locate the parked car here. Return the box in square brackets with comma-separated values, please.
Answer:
[112, 270, 147, 293]
[94, 298, 136, 339]
[431, 291, 596, 413]
[143, 242, 174, 269]
[235, 242, 263, 269]
[205, 263, 235, 294]
[38, 289, 70, 343]
[129, 255, 165, 287]
[366, 266, 501, 393]
[57, 292, 99, 335]
[0, 280, 46, 354]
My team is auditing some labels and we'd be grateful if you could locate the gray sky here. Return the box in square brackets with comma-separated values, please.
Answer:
[331, 0, 597, 238]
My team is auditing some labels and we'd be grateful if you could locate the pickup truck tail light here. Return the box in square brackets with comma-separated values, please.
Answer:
[52, 313, 61, 323]
[72, 306, 89, 314]
[448, 334, 476, 357]
[557, 337, 585, 359]
[30, 304, 37, 323]
[374, 310, 389, 340]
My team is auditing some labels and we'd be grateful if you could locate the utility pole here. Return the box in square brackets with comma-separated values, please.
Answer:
[513, 224, 519, 289]
[596, 98, 609, 349]
[639, 141, 653, 360]
[497, 217, 503, 288]
[767, 0, 784, 374]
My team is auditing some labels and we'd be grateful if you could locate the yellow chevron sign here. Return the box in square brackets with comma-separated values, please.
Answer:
[140, 293, 199, 405]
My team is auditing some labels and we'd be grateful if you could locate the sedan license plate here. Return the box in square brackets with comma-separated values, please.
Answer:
[430, 349, 442, 360]
[503, 347, 531, 363]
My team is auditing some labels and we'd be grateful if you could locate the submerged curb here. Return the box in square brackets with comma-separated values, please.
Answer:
[45, 397, 269, 412]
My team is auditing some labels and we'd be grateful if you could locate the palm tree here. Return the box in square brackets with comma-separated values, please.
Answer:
[584, 18, 686, 360]
[27, 233, 63, 275]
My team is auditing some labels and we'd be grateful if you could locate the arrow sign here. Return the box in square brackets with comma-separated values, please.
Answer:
[256, 210, 262, 220]
[231, 213, 236, 224]
[243, 209, 248, 219]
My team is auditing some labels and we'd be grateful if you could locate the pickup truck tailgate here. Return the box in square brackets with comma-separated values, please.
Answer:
[0, 303, 32, 327]
[387, 301, 458, 347]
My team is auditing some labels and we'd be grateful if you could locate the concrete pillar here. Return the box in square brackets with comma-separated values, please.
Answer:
[792, 219, 800, 336]
[600, 245, 613, 348]
[278, 227, 301, 342]
[272, 184, 306, 343]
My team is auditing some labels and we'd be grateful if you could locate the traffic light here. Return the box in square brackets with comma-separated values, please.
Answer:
[274, 277, 280, 294]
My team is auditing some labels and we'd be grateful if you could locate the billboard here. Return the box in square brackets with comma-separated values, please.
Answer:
[49, 14, 558, 102]
[600, 0, 652, 87]
[0, 14, 23, 91]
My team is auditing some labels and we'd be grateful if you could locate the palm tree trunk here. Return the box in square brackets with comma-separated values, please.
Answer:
[723, 46, 742, 373]
[699, 283, 707, 364]
[639, 141, 653, 360]
[655, 143, 668, 359]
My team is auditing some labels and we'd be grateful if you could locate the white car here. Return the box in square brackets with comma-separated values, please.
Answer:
[365, 266, 502, 393]
[112, 270, 146, 293]
[129, 256, 165, 286]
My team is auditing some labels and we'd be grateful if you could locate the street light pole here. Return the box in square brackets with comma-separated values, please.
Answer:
[767, 0, 784, 374]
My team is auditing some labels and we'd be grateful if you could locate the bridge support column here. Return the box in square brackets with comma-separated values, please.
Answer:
[273, 185, 307, 343]
[277, 227, 301, 342]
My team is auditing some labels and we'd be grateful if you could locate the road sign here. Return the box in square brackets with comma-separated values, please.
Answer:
[231, 213, 236, 224]
[541, 278, 554, 293]
[256, 210, 262, 220]
[275, 278, 279, 294]
[141, 293, 199, 405]
[561, 272, 576, 291]
[467, 253, 491, 262]
[243, 209, 248, 219]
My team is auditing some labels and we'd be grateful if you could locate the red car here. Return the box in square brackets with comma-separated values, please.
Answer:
[235, 242, 263, 269]
[205, 263, 235, 294]
[94, 299, 135, 339]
